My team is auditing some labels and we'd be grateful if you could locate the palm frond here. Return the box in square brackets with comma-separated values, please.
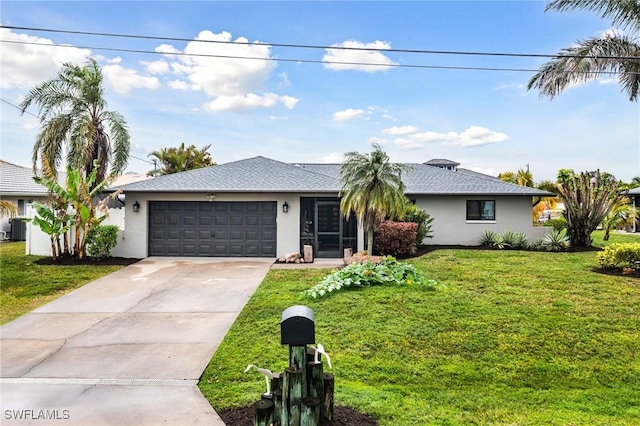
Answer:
[546, 0, 640, 31]
[528, 32, 640, 100]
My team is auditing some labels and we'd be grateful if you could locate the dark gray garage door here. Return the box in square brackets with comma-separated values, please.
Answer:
[148, 201, 277, 257]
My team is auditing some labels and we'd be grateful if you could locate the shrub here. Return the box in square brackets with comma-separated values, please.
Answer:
[375, 221, 418, 256]
[597, 243, 640, 268]
[86, 225, 119, 260]
[502, 230, 529, 249]
[543, 229, 570, 252]
[398, 203, 434, 244]
[480, 230, 497, 247]
[302, 256, 440, 298]
[528, 238, 546, 251]
[544, 217, 567, 231]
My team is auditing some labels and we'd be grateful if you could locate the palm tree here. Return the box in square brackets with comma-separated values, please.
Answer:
[20, 58, 130, 185]
[601, 197, 639, 240]
[339, 144, 411, 253]
[147, 143, 216, 176]
[0, 200, 19, 218]
[498, 166, 559, 221]
[528, 0, 640, 101]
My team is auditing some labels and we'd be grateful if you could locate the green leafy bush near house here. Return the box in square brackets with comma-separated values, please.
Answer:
[375, 221, 418, 256]
[544, 217, 567, 231]
[397, 202, 434, 244]
[302, 256, 440, 298]
[86, 225, 119, 260]
[597, 243, 640, 268]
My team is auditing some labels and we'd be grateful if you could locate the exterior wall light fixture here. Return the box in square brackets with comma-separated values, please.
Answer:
[282, 202, 289, 213]
[132, 201, 140, 213]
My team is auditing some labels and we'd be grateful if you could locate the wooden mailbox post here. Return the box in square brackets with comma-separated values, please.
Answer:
[252, 305, 334, 426]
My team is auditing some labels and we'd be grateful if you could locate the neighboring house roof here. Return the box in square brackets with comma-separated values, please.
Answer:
[122, 156, 341, 193]
[121, 156, 553, 196]
[1, 160, 150, 197]
[628, 187, 640, 195]
[0, 160, 59, 196]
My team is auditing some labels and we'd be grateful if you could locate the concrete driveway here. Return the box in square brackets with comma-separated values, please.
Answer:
[0, 257, 273, 425]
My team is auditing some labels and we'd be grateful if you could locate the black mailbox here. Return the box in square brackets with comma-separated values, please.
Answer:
[280, 305, 315, 346]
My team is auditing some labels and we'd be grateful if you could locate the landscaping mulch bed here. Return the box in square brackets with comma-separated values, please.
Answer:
[34, 255, 141, 266]
[218, 405, 378, 426]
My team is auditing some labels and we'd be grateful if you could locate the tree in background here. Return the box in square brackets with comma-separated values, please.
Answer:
[20, 58, 130, 186]
[528, 0, 640, 101]
[601, 197, 639, 240]
[147, 143, 215, 176]
[0, 201, 19, 219]
[498, 165, 559, 222]
[339, 144, 411, 253]
[557, 169, 624, 247]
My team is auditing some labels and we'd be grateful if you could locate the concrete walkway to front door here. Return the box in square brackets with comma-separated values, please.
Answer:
[0, 257, 273, 425]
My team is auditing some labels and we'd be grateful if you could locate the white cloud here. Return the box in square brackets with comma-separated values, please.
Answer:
[158, 30, 276, 97]
[102, 64, 161, 95]
[406, 126, 509, 147]
[323, 40, 397, 72]
[204, 92, 298, 113]
[394, 138, 423, 150]
[168, 79, 190, 90]
[444, 125, 510, 147]
[319, 152, 344, 163]
[142, 60, 170, 74]
[280, 95, 299, 109]
[156, 44, 181, 55]
[332, 108, 365, 121]
[382, 114, 397, 122]
[382, 125, 418, 135]
[278, 72, 291, 88]
[0, 28, 91, 89]
[409, 131, 445, 143]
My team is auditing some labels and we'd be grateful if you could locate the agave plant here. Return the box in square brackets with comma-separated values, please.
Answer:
[501, 230, 529, 250]
[543, 229, 570, 252]
[480, 230, 497, 247]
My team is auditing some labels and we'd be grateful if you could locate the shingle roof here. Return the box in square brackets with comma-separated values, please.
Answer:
[122, 156, 341, 193]
[628, 187, 640, 195]
[0, 161, 61, 196]
[122, 156, 552, 196]
[296, 162, 551, 196]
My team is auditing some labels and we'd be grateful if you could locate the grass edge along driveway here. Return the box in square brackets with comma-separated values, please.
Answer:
[199, 232, 640, 425]
[0, 242, 129, 324]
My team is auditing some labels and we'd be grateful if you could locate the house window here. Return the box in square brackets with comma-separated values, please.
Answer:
[466, 200, 495, 220]
[17, 199, 25, 215]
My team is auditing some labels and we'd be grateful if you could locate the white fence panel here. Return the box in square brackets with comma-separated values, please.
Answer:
[25, 204, 126, 257]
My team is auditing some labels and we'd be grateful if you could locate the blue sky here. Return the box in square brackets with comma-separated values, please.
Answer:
[1, 1, 638, 182]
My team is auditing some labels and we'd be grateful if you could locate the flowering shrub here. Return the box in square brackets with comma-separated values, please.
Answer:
[597, 243, 640, 268]
[375, 221, 418, 256]
[302, 256, 440, 298]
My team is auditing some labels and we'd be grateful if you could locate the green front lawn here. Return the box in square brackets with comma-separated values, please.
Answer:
[199, 231, 640, 425]
[0, 242, 128, 324]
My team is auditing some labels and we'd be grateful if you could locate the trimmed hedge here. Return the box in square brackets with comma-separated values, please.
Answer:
[375, 221, 418, 256]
